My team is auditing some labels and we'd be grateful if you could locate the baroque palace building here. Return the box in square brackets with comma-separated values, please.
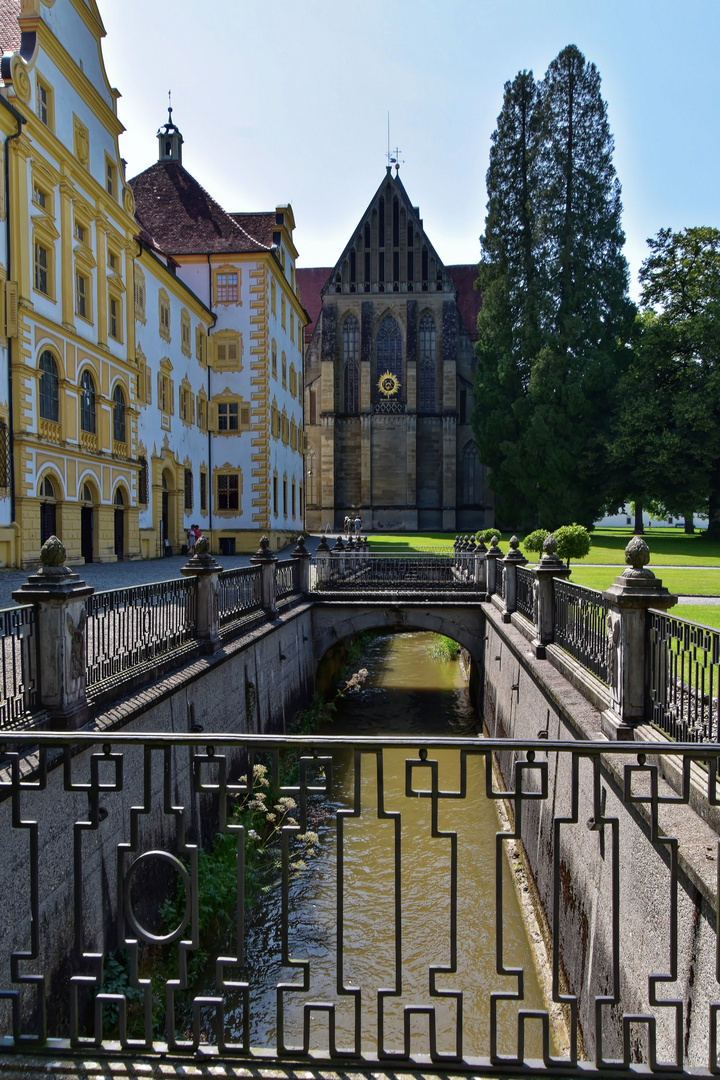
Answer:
[0, 0, 306, 567]
[298, 166, 491, 534]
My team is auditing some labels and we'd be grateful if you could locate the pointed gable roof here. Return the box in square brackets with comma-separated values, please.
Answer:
[129, 160, 273, 257]
[322, 166, 453, 295]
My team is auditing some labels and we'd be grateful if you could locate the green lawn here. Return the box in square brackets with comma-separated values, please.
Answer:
[366, 527, 720, 567]
[671, 605, 720, 630]
[569, 565, 720, 595]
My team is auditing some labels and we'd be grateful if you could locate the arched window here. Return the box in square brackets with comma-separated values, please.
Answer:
[81, 482, 93, 503]
[418, 314, 436, 413]
[461, 442, 482, 506]
[343, 315, 359, 414]
[376, 316, 402, 384]
[112, 383, 126, 443]
[39, 475, 57, 545]
[114, 487, 125, 506]
[39, 350, 59, 422]
[80, 369, 96, 433]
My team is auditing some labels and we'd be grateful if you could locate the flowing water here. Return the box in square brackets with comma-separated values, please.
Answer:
[223, 632, 550, 1061]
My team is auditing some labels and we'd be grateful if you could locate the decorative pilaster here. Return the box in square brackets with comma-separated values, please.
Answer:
[500, 535, 528, 622]
[12, 536, 93, 728]
[250, 535, 278, 618]
[180, 536, 222, 652]
[532, 535, 570, 659]
[601, 537, 677, 739]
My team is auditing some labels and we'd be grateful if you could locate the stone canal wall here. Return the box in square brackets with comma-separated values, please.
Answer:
[481, 599, 718, 1067]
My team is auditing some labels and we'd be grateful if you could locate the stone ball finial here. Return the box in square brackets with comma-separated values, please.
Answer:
[195, 535, 209, 556]
[41, 535, 66, 567]
[509, 535, 519, 551]
[621, 535, 655, 579]
[259, 536, 270, 553]
[624, 536, 650, 569]
[542, 535, 558, 556]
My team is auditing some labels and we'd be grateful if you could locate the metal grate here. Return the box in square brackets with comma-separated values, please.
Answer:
[84, 578, 197, 689]
[553, 579, 609, 682]
[0, 604, 38, 723]
[217, 566, 263, 629]
[276, 559, 301, 600]
[516, 565, 535, 621]
[0, 732, 714, 1075]
[648, 608, 720, 742]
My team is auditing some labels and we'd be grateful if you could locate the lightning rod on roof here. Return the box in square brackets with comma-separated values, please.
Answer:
[386, 112, 403, 173]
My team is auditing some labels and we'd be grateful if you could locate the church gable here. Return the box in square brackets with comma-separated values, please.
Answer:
[324, 167, 455, 298]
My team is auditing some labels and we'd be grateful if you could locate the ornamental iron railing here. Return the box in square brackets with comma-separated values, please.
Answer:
[85, 579, 197, 690]
[276, 559, 301, 601]
[647, 609, 720, 742]
[217, 566, 263, 631]
[497, 564, 506, 601]
[0, 605, 38, 725]
[516, 566, 535, 622]
[0, 732, 715, 1076]
[553, 579, 609, 683]
[320, 554, 480, 593]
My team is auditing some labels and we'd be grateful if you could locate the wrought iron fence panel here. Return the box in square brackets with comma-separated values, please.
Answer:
[321, 554, 477, 591]
[218, 566, 263, 629]
[516, 566, 535, 622]
[84, 578, 196, 688]
[0, 731, 715, 1076]
[276, 559, 300, 600]
[553, 579, 609, 682]
[498, 564, 506, 600]
[0, 604, 38, 723]
[647, 609, 720, 742]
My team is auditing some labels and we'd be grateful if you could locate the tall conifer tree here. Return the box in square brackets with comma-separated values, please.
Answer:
[473, 46, 634, 527]
[473, 71, 542, 527]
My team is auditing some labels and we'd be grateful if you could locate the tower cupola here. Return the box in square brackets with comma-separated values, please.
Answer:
[157, 101, 183, 164]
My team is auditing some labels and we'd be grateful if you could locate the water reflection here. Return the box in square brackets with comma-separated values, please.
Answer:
[225, 632, 549, 1061]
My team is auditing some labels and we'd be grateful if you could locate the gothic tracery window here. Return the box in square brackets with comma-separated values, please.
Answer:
[375, 315, 402, 390]
[418, 313, 436, 413]
[461, 441, 482, 506]
[343, 315, 359, 413]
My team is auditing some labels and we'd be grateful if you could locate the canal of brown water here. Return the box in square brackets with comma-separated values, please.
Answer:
[229, 631, 550, 1061]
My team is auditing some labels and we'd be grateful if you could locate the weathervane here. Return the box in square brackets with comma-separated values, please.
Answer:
[386, 113, 404, 172]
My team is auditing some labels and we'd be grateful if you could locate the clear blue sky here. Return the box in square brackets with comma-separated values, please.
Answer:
[100, 0, 718, 300]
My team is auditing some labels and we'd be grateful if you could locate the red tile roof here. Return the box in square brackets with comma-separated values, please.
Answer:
[129, 161, 272, 257]
[229, 212, 276, 247]
[296, 267, 331, 342]
[296, 264, 481, 344]
[447, 264, 482, 341]
[0, 0, 20, 56]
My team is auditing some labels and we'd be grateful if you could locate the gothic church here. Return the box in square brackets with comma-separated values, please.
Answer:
[298, 166, 492, 533]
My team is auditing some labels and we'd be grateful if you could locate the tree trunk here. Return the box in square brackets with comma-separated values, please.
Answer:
[683, 513, 694, 534]
[633, 500, 644, 535]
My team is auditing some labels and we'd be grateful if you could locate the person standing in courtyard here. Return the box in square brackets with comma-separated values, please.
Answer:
[354, 514, 361, 536]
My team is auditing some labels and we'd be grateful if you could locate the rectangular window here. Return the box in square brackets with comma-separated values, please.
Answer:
[217, 272, 238, 302]
[281, 296, 286, 330]
[200, 471, 207, 512]
[196, 327, 205, 364]
[33, 185, 46, 209]
[290, 311, 295, 343]
[309, 389, 317, 426]
[108, 251, 117, 270]
[75, 273, 86, 318]
[273, 475, 278, 517]
[109, 296, 120, 340]
[282, 477, 287, 517]
[34, 242, 49, 294]
[184, 468, 193, 511]
[291, 480, 296, 518]
[37, 80, 50, 127]
[134, 278, 145, 320]
[218, 474, 239, 511]
[106, 160, 116, 197]
[74, 222, 85, 243]
[198, 398, 206, 430]
[218, 402, 239, 431]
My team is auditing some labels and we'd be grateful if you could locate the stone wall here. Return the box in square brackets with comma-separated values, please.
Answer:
[0, 603, 315, 1036]
[481, 602, 718, 1067]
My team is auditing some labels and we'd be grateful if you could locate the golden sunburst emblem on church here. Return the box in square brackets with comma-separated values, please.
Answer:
[377, 370, 400, 398]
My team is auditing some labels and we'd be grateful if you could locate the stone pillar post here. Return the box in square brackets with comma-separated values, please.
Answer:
[485, 535, 503, 595]
[474, 537, 488, 591]
[250, 535, 278, 618]
[12, 536, 93, 728]
[532, 535, 571, 659]
[290, 535, 312, 593]
[180, 537, 222, 653]
[500, 535, 528, 623]
[331, 534, 345, 579]
[601, 537, 677, 740]
[315, 534, 330, 586]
